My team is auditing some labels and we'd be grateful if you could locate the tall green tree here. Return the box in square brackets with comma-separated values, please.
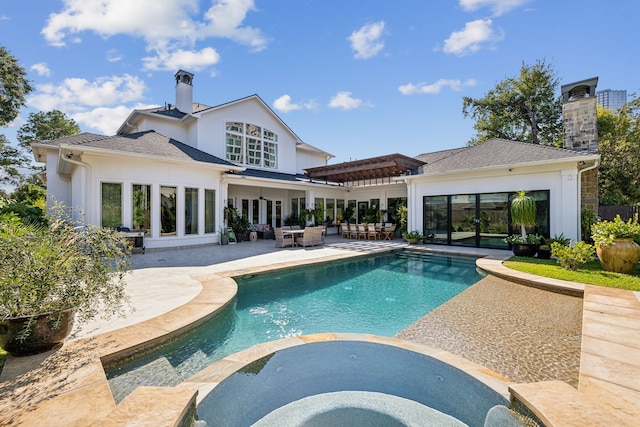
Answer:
[462, 59, 563, 146]
[0, 45, 33, 126]
[17, 110, 80, 149]
[597, 98, 640, 205]
[0, 134, 29, 186]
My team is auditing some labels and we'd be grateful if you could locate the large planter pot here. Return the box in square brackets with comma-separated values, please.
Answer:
[0, 309, 75, 356]
[596, 238, 640, 274]
[512, 243, 537, 257]
[537, 247, 552, 259]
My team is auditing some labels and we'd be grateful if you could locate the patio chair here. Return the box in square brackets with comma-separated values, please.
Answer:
[356, 224, 367, 239]
[341, 223, 351, 238]
[296, 227, 320, 247]
[367, 223, 379, 240]
[274, 228, 294, 248]
[381, 224, 396, 240]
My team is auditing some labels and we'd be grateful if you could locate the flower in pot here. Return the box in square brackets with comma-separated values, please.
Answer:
[591, 215, 640, 274]
[0, 205, 131, 355]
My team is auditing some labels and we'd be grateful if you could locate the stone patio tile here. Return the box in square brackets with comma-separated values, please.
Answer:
[509, 380, 638, 427]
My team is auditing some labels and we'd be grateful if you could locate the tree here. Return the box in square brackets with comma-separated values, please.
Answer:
[0, 45, 33, 126]
[462, 59, 562, 146]
[597, 98, 640, 205]
[0, 134, 29, 187]
[17, 110, 80, 149]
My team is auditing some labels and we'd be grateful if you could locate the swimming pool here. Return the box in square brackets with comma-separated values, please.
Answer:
[106, 251, 484, 400]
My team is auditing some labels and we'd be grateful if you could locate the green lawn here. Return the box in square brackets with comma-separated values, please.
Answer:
[504, 257, 640, 291]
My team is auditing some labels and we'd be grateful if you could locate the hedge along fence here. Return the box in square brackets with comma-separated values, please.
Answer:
[599, 205, 640, 221]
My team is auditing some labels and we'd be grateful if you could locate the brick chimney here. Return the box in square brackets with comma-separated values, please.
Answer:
[175, 70, 194, 114]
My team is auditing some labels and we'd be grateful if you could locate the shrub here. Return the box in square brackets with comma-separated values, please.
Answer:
[0, 204, 132, 333]
[551, 241, 595, 270]
[591, 215, 640, 247]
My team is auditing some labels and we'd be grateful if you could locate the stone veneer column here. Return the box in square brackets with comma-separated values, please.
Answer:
[562, 83, 599, 214]
[563, 96, 598, 153]
[581, 168, 599, 213]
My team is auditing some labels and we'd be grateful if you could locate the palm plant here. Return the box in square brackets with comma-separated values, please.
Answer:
[510, 190, 536, 238]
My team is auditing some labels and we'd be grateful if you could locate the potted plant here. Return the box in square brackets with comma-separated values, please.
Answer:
[403, 230, 423, 244]
[504, 234, 540, 257]
[226, 207, 251, 241]
[537, 234, 570, 259]
[591, 215, 640, 274]
[506, 191, 537, 256]
[0, 205, 131, 355]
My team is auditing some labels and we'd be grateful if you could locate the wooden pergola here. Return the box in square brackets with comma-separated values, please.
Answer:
[304, 153, 426, 185]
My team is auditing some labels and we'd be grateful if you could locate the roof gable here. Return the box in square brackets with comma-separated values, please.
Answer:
[35, 130, 236, 167]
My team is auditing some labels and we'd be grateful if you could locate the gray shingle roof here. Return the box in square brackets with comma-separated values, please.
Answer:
[416, 138, 597, 174]
[233, 168, 307, 182]
[39, 131, 235, 167]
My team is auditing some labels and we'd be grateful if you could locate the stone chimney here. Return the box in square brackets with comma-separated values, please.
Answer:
[561, 77, 599, 215]
[561, 77, 598, 153]
[175, 70, 194, 114]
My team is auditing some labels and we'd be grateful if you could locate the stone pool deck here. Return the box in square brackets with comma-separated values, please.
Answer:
[1, 236, 639, 426]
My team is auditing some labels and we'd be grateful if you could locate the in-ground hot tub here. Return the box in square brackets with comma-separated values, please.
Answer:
[196, 339, 509, 427]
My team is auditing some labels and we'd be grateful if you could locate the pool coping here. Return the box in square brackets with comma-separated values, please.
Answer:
[1, 245, 638, 426]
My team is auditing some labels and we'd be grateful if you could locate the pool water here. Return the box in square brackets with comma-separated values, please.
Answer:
[106, 251, 483, 397]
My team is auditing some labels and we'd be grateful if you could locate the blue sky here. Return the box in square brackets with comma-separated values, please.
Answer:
[1, 0, 639, 164]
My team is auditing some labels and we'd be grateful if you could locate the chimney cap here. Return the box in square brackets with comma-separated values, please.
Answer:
[561, 77, 598, 102]
[175, 69, 194, 86]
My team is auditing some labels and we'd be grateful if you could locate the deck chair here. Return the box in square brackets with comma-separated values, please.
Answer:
[356, 224, 367, 239]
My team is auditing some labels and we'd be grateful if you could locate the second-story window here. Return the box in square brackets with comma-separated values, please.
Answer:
[225, 121, 278, 168]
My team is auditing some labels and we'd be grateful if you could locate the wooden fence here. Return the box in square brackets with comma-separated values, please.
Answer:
[598, 205, 640, 221]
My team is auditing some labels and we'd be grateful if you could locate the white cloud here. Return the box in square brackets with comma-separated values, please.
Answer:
[272, 95, 317, 113]
[459, 0, 530, 16]
[27, 74, 146, 112]
[273, 95, 302, 113]
[143, 47, 220, 71]
[329, 91, 364, 110]
[41, 0, 268, 68]
[398, 79, 477, 95]
[348, 21, 386, 59]
[30, 63, 51, 76]
[71, 104, 154, 134]
[442, 19, 502, 56]
[106, 49, 122, 63]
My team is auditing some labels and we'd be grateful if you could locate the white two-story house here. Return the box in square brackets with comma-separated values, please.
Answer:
[32, 71, 600, 250]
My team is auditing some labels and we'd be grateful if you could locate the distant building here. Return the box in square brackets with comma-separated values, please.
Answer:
[596, 89, 627, 111]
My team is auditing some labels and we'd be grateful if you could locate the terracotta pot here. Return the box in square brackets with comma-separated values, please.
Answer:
[0, 309, 75, 356]
[512, 243, 537, 257]
[596, 238, 640, 274]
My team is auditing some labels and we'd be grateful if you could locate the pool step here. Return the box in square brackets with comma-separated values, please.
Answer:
[108, 357, 183, 403]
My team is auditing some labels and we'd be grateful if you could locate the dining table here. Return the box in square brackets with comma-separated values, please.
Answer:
[282, 229, 305, 246]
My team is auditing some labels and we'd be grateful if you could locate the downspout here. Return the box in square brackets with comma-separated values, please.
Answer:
[577, 159, 599, 241]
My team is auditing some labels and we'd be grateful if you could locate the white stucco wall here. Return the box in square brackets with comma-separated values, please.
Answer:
[407, 162, 581, 241]
[70, 153, 229, 249]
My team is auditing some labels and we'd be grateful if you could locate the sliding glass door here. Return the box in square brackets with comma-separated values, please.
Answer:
[423, 191, 548, 249]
